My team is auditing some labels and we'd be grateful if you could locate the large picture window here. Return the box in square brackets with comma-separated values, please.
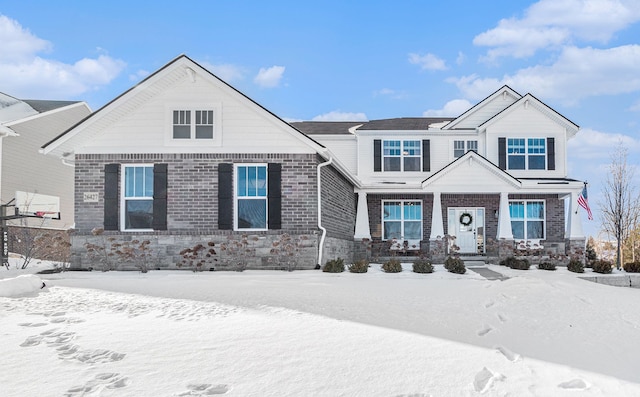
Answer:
[509, 200, 545, 240]
[382, 201, 422, 241]
[507, 138, 546, 170]
[383, 140, 421, 171]
[235, 164, 268, 230]
[122, 165, 154, 230]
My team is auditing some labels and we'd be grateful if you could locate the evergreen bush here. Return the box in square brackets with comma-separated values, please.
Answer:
[323, 258, 345, 273]
[592, 259, 613, 274]
[412, 259, 434, 274]
[567, 259, 585, 273]
[382, 259, 403, 273]
[348, 259, 369, 273]
[444, 256, 466, 274]
[499, 256, 518, 267]
[623, 261, 640, 273]
[537, 262, 557, 271]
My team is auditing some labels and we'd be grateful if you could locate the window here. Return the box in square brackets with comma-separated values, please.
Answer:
[507, 138, 546, 170]
[123, 165, 154, 230]
[382, 201, 422, 241]
[509, 200, 545, 240]
[454, 140, 478, 158]
[235, 165, 268, 230]
[172, 110, 214, 140]
[383, 140, 421, 171]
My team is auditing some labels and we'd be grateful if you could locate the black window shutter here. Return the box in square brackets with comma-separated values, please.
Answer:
[152, 163, 168, 230]
[218, 163, 233, 230]
[104, 164, 119, 231]
[547, 137, 556, 170]
[268, 163, 282, 230]
[422, 139, 431, 172]
[498, 138, 507, 170]
[373, 139, 382, 172]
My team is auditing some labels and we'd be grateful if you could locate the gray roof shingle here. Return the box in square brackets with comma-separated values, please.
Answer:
[291, 117, 456, 135]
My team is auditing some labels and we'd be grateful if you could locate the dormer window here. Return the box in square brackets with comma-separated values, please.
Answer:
[173, 110, 214, 139]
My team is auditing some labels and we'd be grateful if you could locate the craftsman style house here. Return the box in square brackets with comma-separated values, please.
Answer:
[42, 55, 587, 270]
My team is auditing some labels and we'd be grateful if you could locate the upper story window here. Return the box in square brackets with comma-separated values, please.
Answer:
[172, 110, 214, 140]
[454, 140, 478, 158]
[383, 140, 421, 171]
[122, 165, 154, 230]
[507, 138, 546, 170]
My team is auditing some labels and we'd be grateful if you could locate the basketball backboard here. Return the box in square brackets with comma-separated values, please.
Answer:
[15, 191, 61, 219]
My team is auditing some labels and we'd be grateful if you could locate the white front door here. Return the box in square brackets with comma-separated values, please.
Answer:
[448, 208, 485, 254]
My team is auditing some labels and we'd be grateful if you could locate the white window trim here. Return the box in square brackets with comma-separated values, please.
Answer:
[120, 163, 154, 232]
[165, 103, 222, 146]
[382, 139, 422, 172]
[233, 163, 269, 231]
[381, 200, 423, 242]
[453, 139, 478, 159]
[509, 199, 546, 240]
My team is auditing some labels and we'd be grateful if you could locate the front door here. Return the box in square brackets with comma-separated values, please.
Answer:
[448, 208, 485, 254]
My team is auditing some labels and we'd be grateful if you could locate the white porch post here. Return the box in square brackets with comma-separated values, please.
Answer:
[566, 190, 585, 239]
[430, 191, 445, 240]
[497, 192, 514, 240]
[354, 190, 371, 240]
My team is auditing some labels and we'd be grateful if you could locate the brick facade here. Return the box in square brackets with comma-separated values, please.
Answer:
[71, 153, 355, 270]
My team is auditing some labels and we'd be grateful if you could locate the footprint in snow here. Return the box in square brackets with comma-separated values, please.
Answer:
[177, 383, 230, 395]
[496, 313, 507, 323]
[64, 372, 129, 396]
[495, 346, 520, 362]
[18, 322, 48, 328]
[477, 325, 493, 336]
[473, 367, 505, 393]
[558, 378, 589, 390]
[484, 301, 495, 308]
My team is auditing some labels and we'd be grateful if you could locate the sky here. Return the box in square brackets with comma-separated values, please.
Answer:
[1, 0, 640, 238]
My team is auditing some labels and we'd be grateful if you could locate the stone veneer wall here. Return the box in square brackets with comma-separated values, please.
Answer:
[72, 153, 328, 270]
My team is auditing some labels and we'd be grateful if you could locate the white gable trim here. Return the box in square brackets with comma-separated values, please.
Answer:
[442, 85, 522, 130]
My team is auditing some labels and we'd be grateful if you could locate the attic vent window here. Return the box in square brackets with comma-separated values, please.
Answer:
[172, 110, 214, 140]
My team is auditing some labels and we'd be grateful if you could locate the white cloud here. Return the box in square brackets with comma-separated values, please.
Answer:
[373, 88, 407, 99]
[0, 15, 125, 98]
[629, 99, 640, 112]
[408, 53, 447, 71]
[567, 128, 640, 160]
[254, 65, 285, 88]
[200, 61, 246, 83]
[423, 99, 473, 117]
[129, 69, 150, 81]
[450, 45, 640, 102]
[456, 51, 466, 65]
[474, 0, 640, 61]
[311, 111, 368, 121]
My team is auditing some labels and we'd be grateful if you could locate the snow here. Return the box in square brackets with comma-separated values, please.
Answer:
[2, 258, 640, 396]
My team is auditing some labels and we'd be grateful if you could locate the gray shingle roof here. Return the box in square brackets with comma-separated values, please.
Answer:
[23, 99, 80, 113]
[291, 117, 456, 135]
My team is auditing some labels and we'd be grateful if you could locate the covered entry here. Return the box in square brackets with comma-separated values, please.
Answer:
[447, 208, 485, 254]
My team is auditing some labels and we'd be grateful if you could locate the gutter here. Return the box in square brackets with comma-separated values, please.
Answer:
[316, 155, 333, 267]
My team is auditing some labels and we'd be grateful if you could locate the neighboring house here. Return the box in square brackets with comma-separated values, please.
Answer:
[42, 55, 587, 270]
[0, 92, 91, 234]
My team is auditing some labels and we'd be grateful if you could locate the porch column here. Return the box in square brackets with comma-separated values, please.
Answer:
[566, 190, 585, 239]
[430, 191, 445, 239]
[497, 192, 514, 240]
[354, 190, 371, 240]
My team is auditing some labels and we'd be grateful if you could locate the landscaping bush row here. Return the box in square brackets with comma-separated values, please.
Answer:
[322, 258, 463, 274]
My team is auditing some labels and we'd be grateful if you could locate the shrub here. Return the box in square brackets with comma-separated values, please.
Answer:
[567, 259, 585, 273]
[623, 261, 640, 273]
[444, 256, 466, 274]
[592, 259, 613, 274]
[382, 259, 403, 273]
[499, 256, 518, 267]
[348, 259, 369, 273]
[412, 259, 434, 274]
[537, 262, 557, 271]
[323, 258, 345, 273]
[508, 258, 530, 270]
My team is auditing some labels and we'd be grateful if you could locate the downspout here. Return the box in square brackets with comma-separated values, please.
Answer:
[317, 155, 333, 267]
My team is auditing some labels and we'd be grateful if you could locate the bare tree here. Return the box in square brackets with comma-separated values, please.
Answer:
[599, 142, 640, 269]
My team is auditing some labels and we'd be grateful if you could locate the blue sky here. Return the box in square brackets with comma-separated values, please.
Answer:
[1, 0, 639, 238]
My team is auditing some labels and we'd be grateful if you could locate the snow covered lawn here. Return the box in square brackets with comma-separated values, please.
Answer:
[1, 261, 639, 396]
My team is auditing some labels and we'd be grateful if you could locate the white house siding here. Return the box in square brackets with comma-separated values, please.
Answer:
[3, 104, 90, 229]
[447, 92, 518, 129]
[82, 74, 316, 155]
[309, 136, 357, 175]
[485, 102, 567, 178]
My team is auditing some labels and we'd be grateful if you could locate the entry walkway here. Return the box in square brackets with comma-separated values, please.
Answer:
[467, 265, 510, 281]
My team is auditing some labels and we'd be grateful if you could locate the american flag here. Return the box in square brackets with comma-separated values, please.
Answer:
[577, 185, 593, 220]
